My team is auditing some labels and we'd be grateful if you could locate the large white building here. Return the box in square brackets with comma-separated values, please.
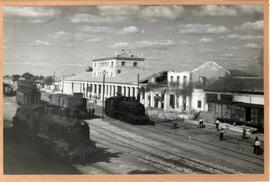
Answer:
[62, 50, 165, 104]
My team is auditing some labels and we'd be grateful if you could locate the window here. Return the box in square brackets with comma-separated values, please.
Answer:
[117, 70, 121, 74]
[170, 76, 173, 82]
[94, 63, 97, 67]
[133, 62, 138, 67]
[177, 76, 180, 84]
[121, 61, 125, 66]
[183, 76, 187, 82]
[197, 100, 202, 108]
[111, 61, 114, 66]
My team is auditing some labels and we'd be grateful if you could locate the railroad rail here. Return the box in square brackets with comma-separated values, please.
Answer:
[88, 121, 240, 174]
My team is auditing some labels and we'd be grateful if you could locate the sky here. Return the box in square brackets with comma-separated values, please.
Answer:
[3, 5, 264, 77]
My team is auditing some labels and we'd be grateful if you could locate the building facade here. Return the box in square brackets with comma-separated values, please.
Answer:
[205, 76, 264, 131]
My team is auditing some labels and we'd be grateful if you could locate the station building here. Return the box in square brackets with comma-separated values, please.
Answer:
[62, 50, 263, 121]
[62, 50, 166, 104]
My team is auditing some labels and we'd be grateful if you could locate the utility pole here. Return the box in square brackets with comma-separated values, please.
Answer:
[102, 70, 106, 120]
[62, 75, 64, 94]
[137, 74, 140, 102]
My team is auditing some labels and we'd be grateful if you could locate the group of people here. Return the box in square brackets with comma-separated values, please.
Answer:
[215, 119, 262, 155]
[88, 107, 95, 118]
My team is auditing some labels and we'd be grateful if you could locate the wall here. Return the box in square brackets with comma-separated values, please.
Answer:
[167, 71, 190, 85]
[233, 94, 264, 105]
[191, 89, 207, 111]
[92, 59, 116, 77]
[191, 62, 228, 86]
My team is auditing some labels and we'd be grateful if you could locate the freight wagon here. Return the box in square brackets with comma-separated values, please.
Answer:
[49, 93, 88, 119]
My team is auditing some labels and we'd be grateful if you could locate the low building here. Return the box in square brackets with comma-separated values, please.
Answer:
[204, 76, 264, 131]
[143, 61, 230, 113]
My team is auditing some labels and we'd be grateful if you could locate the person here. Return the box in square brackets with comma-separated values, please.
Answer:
[215, 119, 220, 131]
[88, 108, 92, 118]
[199, 119, 204, 128]
[219, 128, 225, 141]
[242, 125, 247, 139]
[91, 107, 95, 118]
[171, 122, 179, 130]
[254, 137, 261, 155]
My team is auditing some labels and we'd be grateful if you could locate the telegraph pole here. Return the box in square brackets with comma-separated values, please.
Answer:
[102, 70, 106, 120]
[137, 74, 140, 102]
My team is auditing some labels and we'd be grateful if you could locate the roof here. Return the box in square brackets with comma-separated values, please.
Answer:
[204, 77, 264, 94]
[65, 67, 167, 85]
[92, 56, 145, 62]
[227, 69, 257, 77]
[93, 50, 145, 62]
[171, 61, 228, 73]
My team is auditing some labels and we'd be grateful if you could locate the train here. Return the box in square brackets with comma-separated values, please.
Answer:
[13, 80, 93, 161]
[105, 96, 152, 125]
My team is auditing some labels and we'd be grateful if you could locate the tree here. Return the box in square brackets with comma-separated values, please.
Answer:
[22, 72, 34, 80]
[12, 74, 20, 82]
[86, 67, 93, 72]
[44, 76, 55, 85]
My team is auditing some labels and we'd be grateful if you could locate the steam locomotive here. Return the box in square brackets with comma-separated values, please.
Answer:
[13, 80, 92, 160]
[105, 96, 151, 125]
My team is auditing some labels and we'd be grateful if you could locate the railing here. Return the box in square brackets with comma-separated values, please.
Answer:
[144, 82, 168, 91]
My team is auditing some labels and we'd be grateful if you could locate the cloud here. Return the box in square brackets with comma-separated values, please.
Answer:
[97, 6, 141, 17]
[220, 34, 263, 40]
[74, 33, 103, 42]
[110, 42, 129, 49]
[134, 40, 176, 50]
[198, 38, 213, 43]
[79, 25, 115, 33]
[140, 6, 185, 21]
[4, 6, 60, 23]
[245, 43, 261, 49]
[31, 40, 51, 46]
[179, 40, 189, 44]
[48, 31, 103, 42]
[110, 39, 176, 50]
[179, 24, 230, 34]
[224, 46, 238, 50]
[193, 5, 237, 16]
[71, 5, 185, 24]
[236, 5, 263, 14]
[69, 13, 126, 23]
[236, 20, 263, 31]
[48, 31, 72, 40]
[118, 26, 143, 34]
[193, 5, 263, 17]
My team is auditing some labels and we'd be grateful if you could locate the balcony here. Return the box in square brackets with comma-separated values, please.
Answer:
[144, 82, 168, 92]
[168, 82, 189, 90]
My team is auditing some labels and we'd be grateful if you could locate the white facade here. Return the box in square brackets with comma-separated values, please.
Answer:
[191, 89, 207, 111]
[92, 50, 144, 78]
[167, 71, 190, 85]
[62, 80, 139, 105]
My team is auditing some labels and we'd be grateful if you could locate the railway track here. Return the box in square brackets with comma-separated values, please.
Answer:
[88, 121, 240, 174]
[154, 122, 264, 165]
[97, 118, 264, 167]
[98, 116, 263, 168]
[92, 135, 190, 174]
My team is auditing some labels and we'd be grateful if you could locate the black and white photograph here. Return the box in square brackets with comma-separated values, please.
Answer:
[3, 5, 265, 175]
